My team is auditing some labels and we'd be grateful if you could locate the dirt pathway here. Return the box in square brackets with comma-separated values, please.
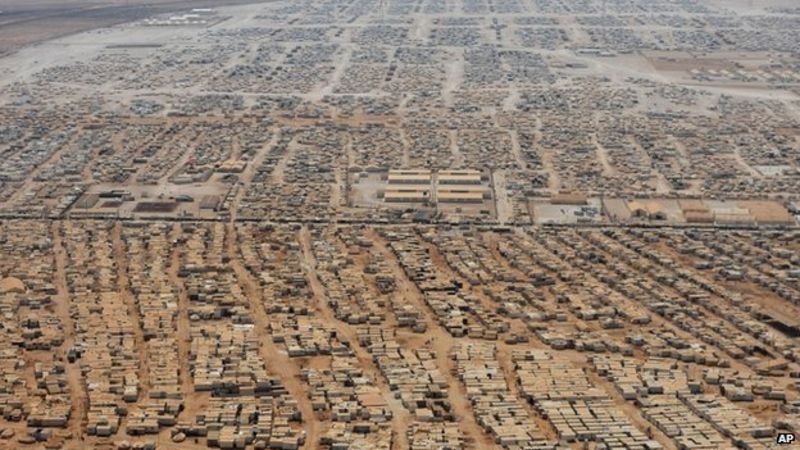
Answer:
[298, 226, 411, 450]
[366, 229, 494, 448]
[50, 222, 88, 439]
[225, 223, 319, 449]
[492, 170, 512, 224]
[229, 129, 281, 222]
[166, 225, 195, 414]
[111, 223, 150, 408]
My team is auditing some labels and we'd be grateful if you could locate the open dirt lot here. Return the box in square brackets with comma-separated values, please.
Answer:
[0, 0, 270, 56]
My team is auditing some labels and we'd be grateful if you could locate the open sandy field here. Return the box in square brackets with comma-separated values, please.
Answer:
[0, 0, 271, 56]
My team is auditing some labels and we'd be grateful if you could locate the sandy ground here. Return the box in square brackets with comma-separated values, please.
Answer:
[0, 0, 798, 447]
[708, 0, 799, 13]
[0, 0, 273, 57]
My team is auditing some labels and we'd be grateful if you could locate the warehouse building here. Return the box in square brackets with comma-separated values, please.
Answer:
[436, 186, 487, 204]
[437, 169, 483, 185]
[383, 187, 431, 203]
[387, 169, 432, 185]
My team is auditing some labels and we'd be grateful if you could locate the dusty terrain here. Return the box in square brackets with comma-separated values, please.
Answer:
[0, 0, 799, 448]
[0, 0, 270, 56]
